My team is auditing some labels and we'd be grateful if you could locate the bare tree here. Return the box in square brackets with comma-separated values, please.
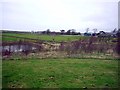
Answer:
[112, 28, 117, 33]
[46, 29, 50, 35]
[93, 28, 97, 33]
[71, 29, 76, 35]
[66, 29, 71, 35]
[60, 30, 65, 35]
[86, 28, 89, 33]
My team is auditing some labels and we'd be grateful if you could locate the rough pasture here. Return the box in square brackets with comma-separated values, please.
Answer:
[2, 58, 119, 88]
[2, 33, 86, 42]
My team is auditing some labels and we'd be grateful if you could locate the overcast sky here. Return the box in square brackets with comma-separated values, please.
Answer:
[0, 0, 119, 32]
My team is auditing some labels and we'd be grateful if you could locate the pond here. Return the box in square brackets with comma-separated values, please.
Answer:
[1, 44, 39, 56]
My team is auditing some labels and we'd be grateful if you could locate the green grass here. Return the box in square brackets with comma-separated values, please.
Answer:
[2, 58, 118, 88]
[2, 33, 87, 42]
[2, 37, 20, 42]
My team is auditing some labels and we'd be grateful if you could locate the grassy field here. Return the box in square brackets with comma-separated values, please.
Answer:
[2, 37, 20, 42]
[2, 33, 87, 42]
[2, 58, 118, 88]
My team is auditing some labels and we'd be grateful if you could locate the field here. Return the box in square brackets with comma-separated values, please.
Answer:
[2, 33, 87, 42]
[2, 58, 118, 88]
[2, 32, 119, 89]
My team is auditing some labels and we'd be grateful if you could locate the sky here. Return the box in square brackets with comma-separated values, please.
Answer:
[0, 0, 119, 33]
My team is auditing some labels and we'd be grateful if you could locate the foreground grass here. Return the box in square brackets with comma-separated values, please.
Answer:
[2, 58, 118, 88]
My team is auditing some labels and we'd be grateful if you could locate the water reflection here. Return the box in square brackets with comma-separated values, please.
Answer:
[1, 44, 37, 53]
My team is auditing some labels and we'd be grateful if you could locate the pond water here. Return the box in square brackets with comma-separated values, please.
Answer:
[1, 44, 37, 53]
